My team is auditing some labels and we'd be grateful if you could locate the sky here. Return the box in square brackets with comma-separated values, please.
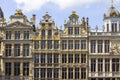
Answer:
[0, 0, 120, 29]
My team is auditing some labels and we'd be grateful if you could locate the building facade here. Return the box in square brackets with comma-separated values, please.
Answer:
[0, 3, 120, 80]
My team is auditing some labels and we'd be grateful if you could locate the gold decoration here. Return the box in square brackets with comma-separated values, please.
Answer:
[15, 9, 23, 15]
[72, 11, 76, 15]
[110, 44, 120, 55]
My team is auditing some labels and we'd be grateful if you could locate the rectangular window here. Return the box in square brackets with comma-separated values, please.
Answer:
[105, 59, 110, 72]
[68, 27, 73, 35]
[105, 40, 110, 53]
[81, 68, 86, 79]
[98, 40, 103, 53]
[14, 62, 20, 76]
[98, 58, 103, 72]
[62, 68, 67, 79]
[54, 40, 59, 49]
[91, 40, 96, 53]
[41, 54, 45, 66]
[34, 41, 39, 49]
[91, 58, 96, 72]
[68, 40, 73, 49]
[112, 58, 119, 72]
[14, 44, 20, 56]
[75, 54, 79, 63]
[15, 31, 20, 39]
[75, 27, 79, 35]
[47, 54, 52, 66]
[75, 40, 79, 49]
[54, 54, 59, 64]
[23, 62, 29, 76]
[62, 54, 67, 63]
[5, 62, 11, 75]
[34, 68, 39, 79]
[5, 44, 12, 56]
[23, 44, 29, 56]
[75, 68, 79, 79]
[107, 24, 109, 32]
[54, 68, 59, 78]
[62, 40, 67, 50]
[6, 31, 11, 39]
[81, 40, 86, 49]
[41, 68, 46, 78]
[34, 54, 39, 66]
[41, 40, 46, 49]
[112, 23, 117, 32]
[47, 40, 52, 49]
[81, 54, 86, 63]
[68, 54, 73, 63]
[68, 68, 73, 79]
[47, 68, 52, 78]
[24, 31, 29, 39]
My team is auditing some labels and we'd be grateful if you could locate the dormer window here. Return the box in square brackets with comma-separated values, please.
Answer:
[68, 27, 73, 35]
[111, 23, 117, 32]
[46, 20, 48, 22]
[48, 30, 52, 39]
[15, 31, 20, 40]
[49, 23, 52, 27]
[42, 23, 45, 27]
[41, 29, 45, 39]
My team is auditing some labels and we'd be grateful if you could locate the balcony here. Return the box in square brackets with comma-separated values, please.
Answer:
[89, 72, 120, 77]
[0, 76, 33, 80]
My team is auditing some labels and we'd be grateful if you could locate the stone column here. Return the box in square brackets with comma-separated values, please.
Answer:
[20, 62, 23, 76]
[110, 58, 112, 76]
[20, 43, 23, 56]
[11, 63, 14, 76]
[103, 40, 105, 53]
[103, 58, 105, 76]
[96, 58, 98, 74]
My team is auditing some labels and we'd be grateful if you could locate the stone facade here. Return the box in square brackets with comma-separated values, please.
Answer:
[0, 3, 120, 80]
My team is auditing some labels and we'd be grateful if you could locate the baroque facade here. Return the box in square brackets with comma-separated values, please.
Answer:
[0, 3, 120, 80]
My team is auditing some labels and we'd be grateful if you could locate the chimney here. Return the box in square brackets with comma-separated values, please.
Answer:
[32, 14, 36, 24]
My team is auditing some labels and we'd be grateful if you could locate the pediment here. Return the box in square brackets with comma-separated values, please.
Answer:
[6, 21, 31, 28]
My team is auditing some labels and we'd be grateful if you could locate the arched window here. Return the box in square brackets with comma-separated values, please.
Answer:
[48, 29, 52, 39]
[41, 29, 45, 39]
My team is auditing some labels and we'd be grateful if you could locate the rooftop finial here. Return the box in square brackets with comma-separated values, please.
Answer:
[111, 0, 114, 7]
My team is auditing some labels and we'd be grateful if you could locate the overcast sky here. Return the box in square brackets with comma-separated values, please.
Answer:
[0, 0, 120, 29]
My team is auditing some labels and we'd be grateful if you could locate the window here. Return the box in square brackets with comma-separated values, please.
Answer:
[98, 40, 103, 53]
[105, 40, 110, 53]
[34, 68, 39, 79]
[62, 54, 67, 63]
[68, 68, 73, 79]
[112, 58, 119, 72]
[75, 68, 79, 79]
[47, 54, 52, 66]
[54, 40, 59, 49]
[23, 44, 29, 56]
[91, 58, 96, 72]
[47, 68, 52, 78]
[5, 44, 12, 56]
[75, 27, 79, 35]
[34, 41, 39, 49]
[15, 31, 20, 39]
[23, 62, 29, 76]
[6, 31, 11, 39]
[54, 68, 59, 78]
[107, 24, 109, 32]
[34, 54, 39, 64]
[62, 40, 67, 50]
[81, 54, 86, 63]
[14, 44, 20, 56]
[41, 29, 45, 39]
[54, 54, 59, 64]
[14, 62, 20, 76]
[98, 58, 103, 72]
[41, 68, 46, 78]
[47, 40, 52, 49]
[48, 30, 52, 39]
[41, 54, 45, 66]
[68, 40, 73, 49]
[75, 54, 79, 63]
[68, 27, 73, 35]
[105, 59, 110, 72]
[112, 23, 117, 32]
[75, 40, 79, 49]
[91, 40, 96, 53]
[62, 68, 67, 79]
[5, 62, 11, 75]
[24, 31, 29, 39]
[81, 40, 86, 49]
[41, 40, 46, 49]
[68, 54, 73, 63]
[81, 68, 86, 79]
